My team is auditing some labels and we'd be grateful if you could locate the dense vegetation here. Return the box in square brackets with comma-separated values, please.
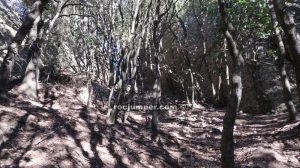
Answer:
[0, 0, 299, 167]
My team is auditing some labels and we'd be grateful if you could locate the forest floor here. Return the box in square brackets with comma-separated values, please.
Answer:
[0, 82, 300, 168]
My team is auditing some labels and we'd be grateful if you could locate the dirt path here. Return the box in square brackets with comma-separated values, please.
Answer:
[0, 83, 299, 168]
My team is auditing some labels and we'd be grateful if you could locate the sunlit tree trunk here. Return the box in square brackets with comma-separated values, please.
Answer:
[18, 0, 69, 100]
[268, 0, 298, 122]
[218, 0, 245, 167]
[272, 0, 300, 100]
[106, 0, 145, 124]
[151, 32, 162, 134]
[0, 0, 50, 100]
[219, 38, 230, 106]
[151, 0, 162, 134]
[18, 39, 43, 100]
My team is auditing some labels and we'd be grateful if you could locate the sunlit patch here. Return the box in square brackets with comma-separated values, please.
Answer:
[78, 86, 89, 105]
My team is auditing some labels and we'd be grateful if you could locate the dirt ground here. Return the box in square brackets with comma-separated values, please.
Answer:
[0, 83, 299, 168]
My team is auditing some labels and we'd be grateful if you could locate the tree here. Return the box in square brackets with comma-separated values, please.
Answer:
[106, 0, 149, 124]
[17, 0, 70, 100]
[268, 0, 298, 123]
[218, 0, 245, 167]
[272, 0, 300, 100]
[0, 0, 50, 101]
[150, 0, 177, 135]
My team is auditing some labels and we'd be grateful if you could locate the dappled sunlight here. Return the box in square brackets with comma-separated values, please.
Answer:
[0, 83, 299, 167]
[0, 0, 300, 167]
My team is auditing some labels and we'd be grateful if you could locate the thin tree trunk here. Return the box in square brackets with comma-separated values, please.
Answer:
[106, 54, 126, 124]
[151, 0, 163, 135]
[268, 0, 298, 122]
[218, 0, 245, 167]
[17, 10, 43, 99]
[219, 38, 230, 106]
[0, 0, 49, 100]
[169, 17, 197, 107]
[272, 0, 300, 99]
[204, 54, 217, 102]
[177, 15, 197, 107]
[18, 0, 67, 100]
[106, 0, 145, 124]
[151, 38, 162, 134]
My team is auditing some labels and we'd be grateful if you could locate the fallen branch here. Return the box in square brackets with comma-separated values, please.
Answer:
[272, 121, 300, 139]
[34, 125, 65, 146]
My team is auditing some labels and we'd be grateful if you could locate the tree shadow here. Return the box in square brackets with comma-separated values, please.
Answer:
[80, 106, 104, 168]
[107, 143, 128, 168]
[11, 132, 36, 167]
[1, 98, 103, 167]
[0, 112, 31, 154]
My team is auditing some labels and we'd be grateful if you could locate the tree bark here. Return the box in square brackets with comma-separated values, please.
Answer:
[151, 34, 162, 134]
[17, 16, 44, 100]
[106, 0, 145, 124]
[218, 0, 245, 167]
[169, 14, 198, 107]
[219, 39, 230, 106]
[18, 0, 67, 100]
[18, 39, 43, 100]
[0, 0, 49, 100]
[272, 0, 300, 100]
[151, 0, 163, 135]
[268, 0, 298, 122]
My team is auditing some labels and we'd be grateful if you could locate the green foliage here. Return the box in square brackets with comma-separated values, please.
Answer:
[266, 49, 276, 57]
[228, 0, 272, 39]
[207, 1, 218, 18]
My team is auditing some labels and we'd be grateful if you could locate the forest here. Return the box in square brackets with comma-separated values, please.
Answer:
[0, 0, 299, 167]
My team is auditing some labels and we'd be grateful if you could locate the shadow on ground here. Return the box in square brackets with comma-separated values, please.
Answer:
[0, 83, 299, 167]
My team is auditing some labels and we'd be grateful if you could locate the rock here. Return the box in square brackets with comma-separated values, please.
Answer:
[288, 156, 299, 163]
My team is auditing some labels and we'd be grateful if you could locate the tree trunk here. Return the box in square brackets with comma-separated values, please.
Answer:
[177, 15, 197, 107]
[106, 54, 126, 124]
[106, 0, 145, 124]
[278, 60, 298, 122]
[219, 39, 230, 106]
[272, 0, 300, 100]
[18, 0, 66, 100]
[0, 0, 49, 100]
[17, 16, 43, 100]
[18, 40, 43, 100]
[150, 0, 163, 135]
[151, 38, 162, 134]
[218, 0, 245, 167]
[268, 0, 298, 122]
[169, 26, 197, 107]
